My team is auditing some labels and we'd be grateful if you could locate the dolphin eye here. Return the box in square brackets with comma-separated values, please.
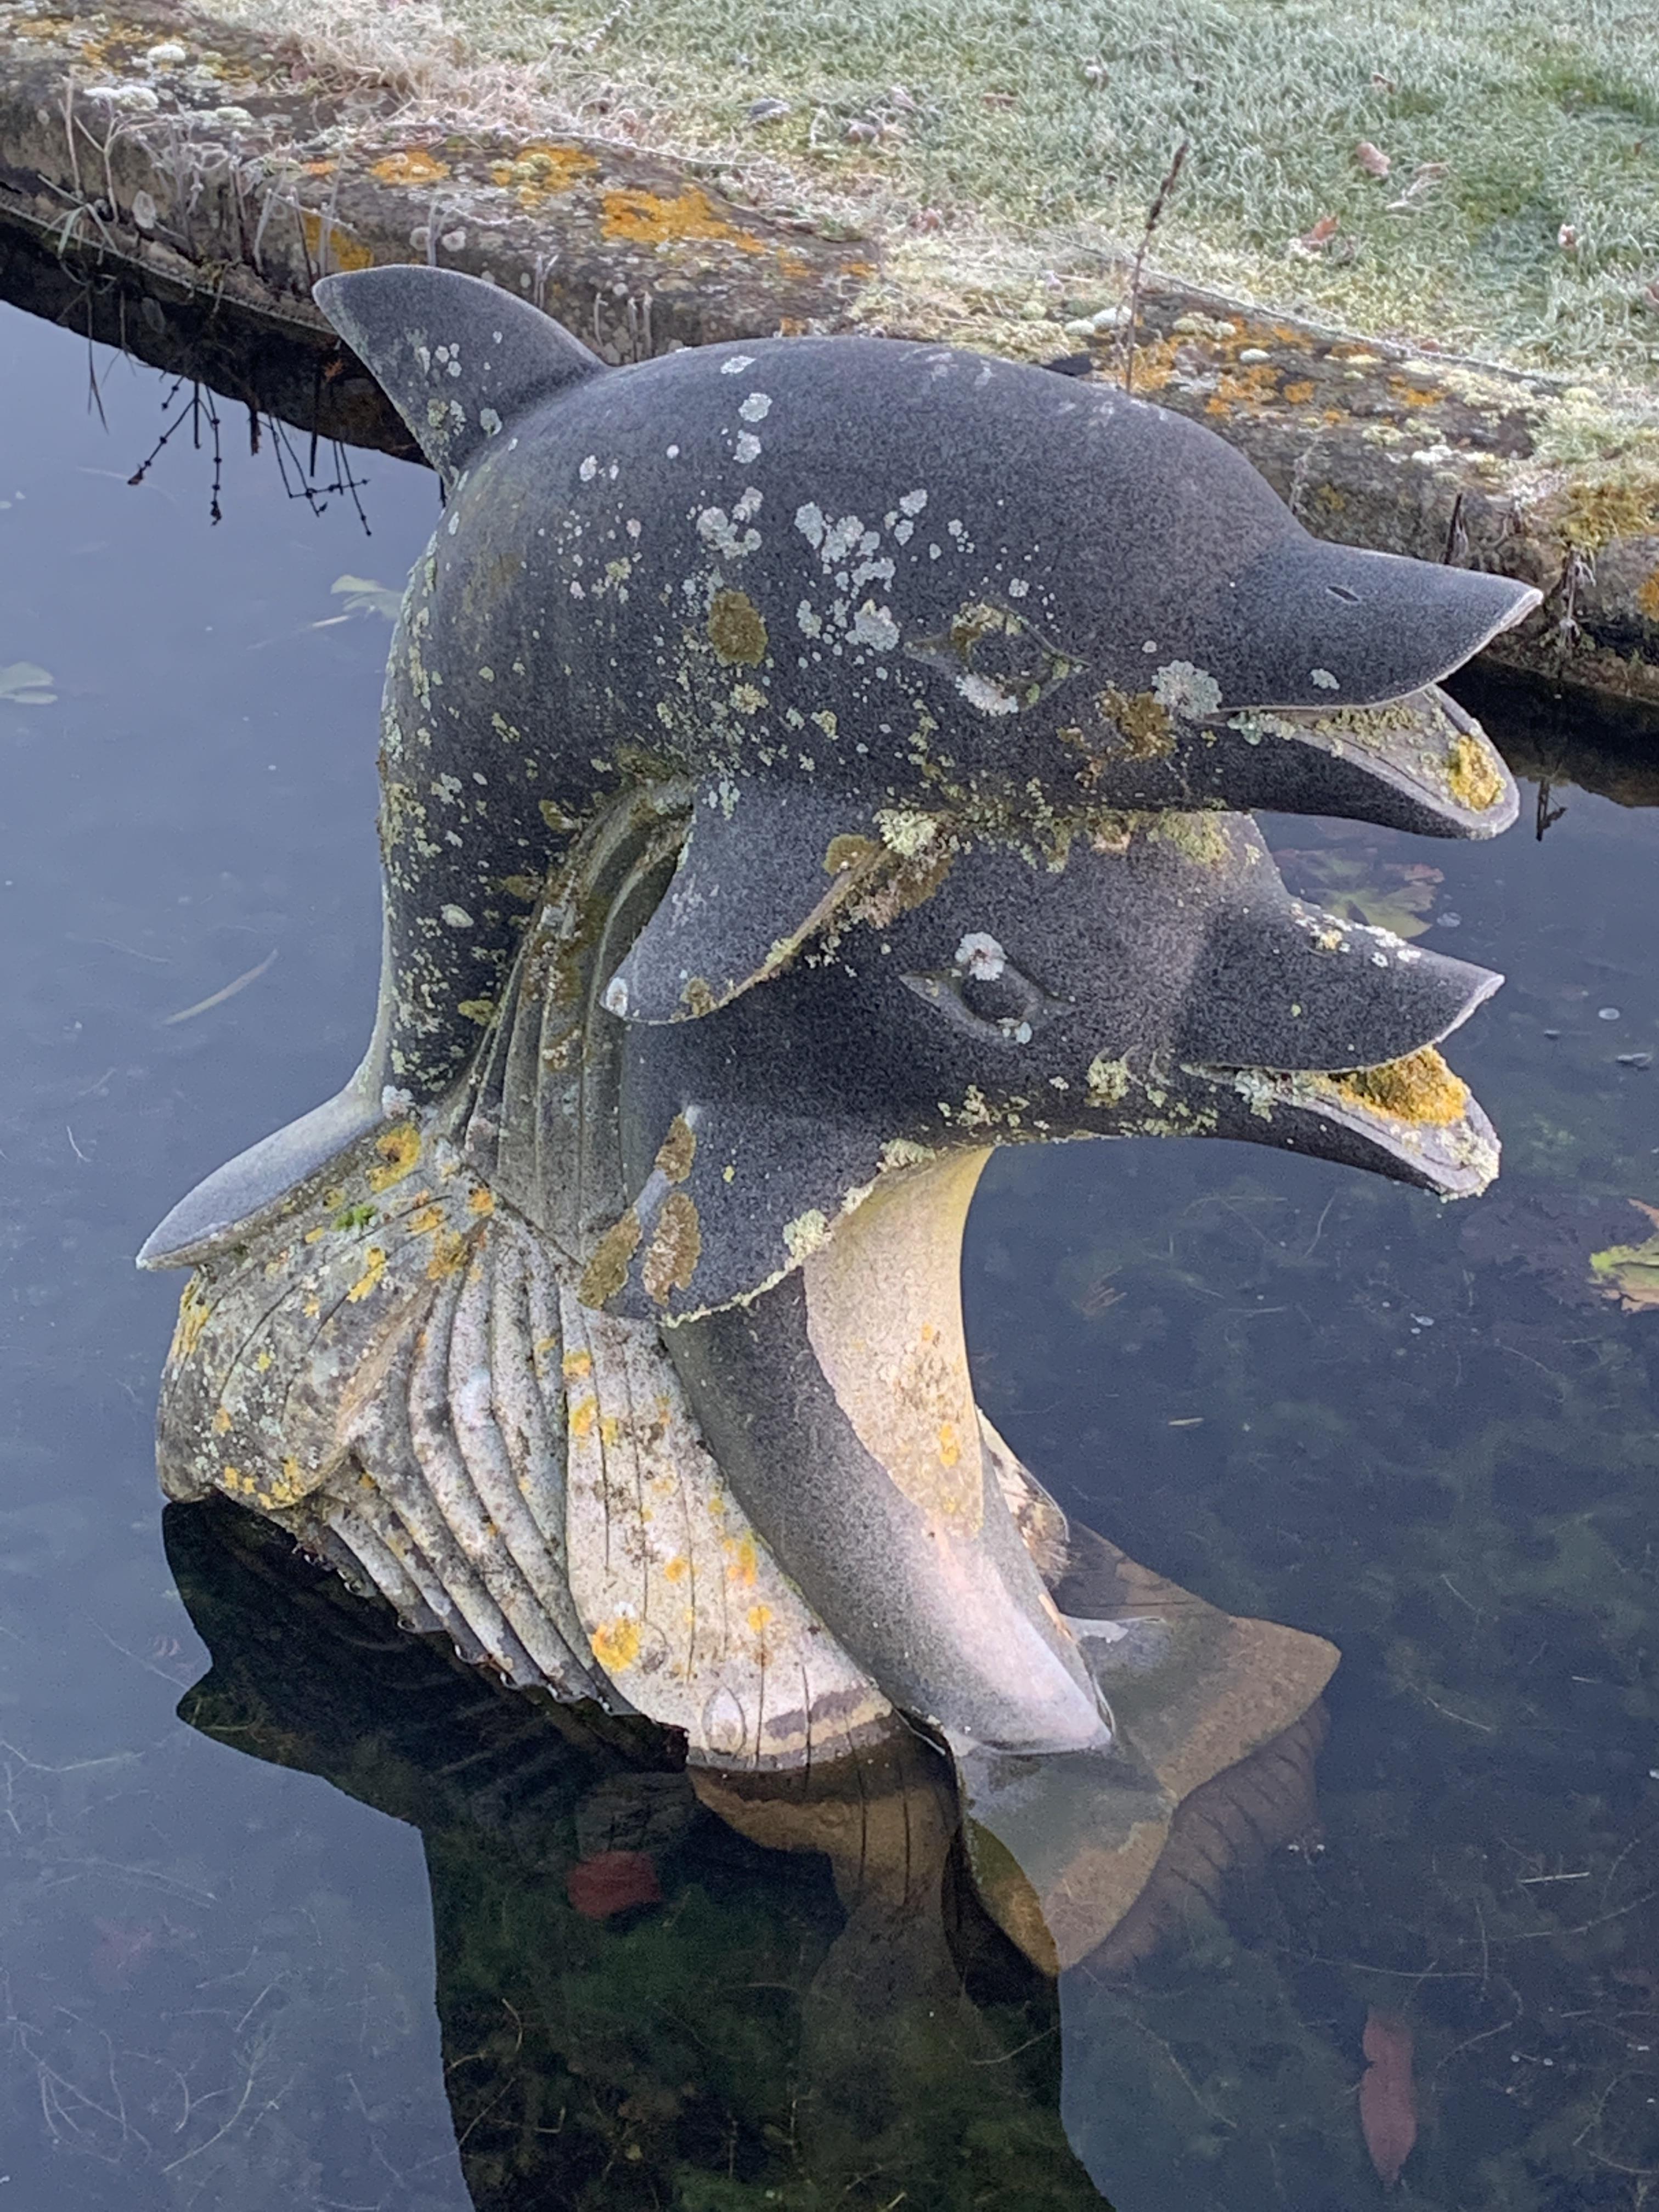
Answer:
[900, 942, 1070, 1047]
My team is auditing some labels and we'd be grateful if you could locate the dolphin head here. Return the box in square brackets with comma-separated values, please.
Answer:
[592, 808, 1502, 1321]
[312, 268, 1539, 1043]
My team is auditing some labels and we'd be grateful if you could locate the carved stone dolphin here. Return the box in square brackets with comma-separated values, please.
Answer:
[144, 267, 1532, 1970]
[139, 266, 1537, 1268]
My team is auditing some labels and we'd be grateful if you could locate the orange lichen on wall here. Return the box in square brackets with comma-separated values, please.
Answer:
[1389, 377, 1446, 408]
[1207, 363, 1280, 414]
[1637, 566, 1659, 621]
[370, 148, 450, 186]
[301, 209, 375, 270]
[489, 143, 598, 206]
[1282, 377, 1317, 405]
[600, 185, 764, 253]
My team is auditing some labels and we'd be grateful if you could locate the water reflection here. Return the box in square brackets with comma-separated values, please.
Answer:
[166, 1494, 1096, 2209]
[3, 241, 1658, 2210]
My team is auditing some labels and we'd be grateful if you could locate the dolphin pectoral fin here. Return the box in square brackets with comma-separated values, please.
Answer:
[601, 785, 885, 1023]
[312, 266, 604, 488]
[137, 1080, 385, 1268]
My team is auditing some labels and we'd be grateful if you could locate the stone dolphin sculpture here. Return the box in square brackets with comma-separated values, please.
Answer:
[143, 267, 1540, 1968]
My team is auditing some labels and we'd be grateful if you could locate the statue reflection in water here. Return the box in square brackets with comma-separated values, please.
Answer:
[143, 266, 1539, 2208]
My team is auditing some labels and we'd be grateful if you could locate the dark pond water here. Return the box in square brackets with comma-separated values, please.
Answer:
[2, 279, 1657, 2212]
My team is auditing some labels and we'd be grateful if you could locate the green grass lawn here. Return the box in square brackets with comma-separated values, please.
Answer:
[231, 0, 1659, 379]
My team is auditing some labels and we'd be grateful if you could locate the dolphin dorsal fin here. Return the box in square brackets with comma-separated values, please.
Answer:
[313, 266, 604, 487]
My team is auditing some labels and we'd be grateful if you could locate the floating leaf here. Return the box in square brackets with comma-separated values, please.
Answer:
[1462, 1189, 1645, 1310]
[330, 574, 403, 622]
[1589, 1200, 1659, 1311]
[1359, 2010, 1417, 2188]
[0, 661, 57, 705]
[1272, 844, 1442, 938]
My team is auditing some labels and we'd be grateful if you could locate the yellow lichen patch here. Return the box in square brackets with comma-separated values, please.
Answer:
[1087, 1054, 1131, 1106]
[746, 1604, 774, 1637]
[346, 1245, 387, 1303]
[662, 1553, 690, 1583]
[641, 1191, 701, 1304]
[467, 1186, 495, 1216]
[727, 1536, 759, 1588]
[1149, 812, 1230, 866]
[706, 587, 768, 665]
[212, 1406, 233, 1436]
[937, 1419, 961, 1468]
[489, 142, 598, 206]
[580, 1207, 642, 1306]
[409, 1203, 443, 1234]
[369, 148, 450, 187]
[783, 1209, 831, 1263]
[1560, 474, 1659, 552]
[426, 1229, 470, 1280]
[264, 1456, 313, 1509]
[1331, 1046, 1468, 1126]
[457, 997, 496, 1026]
[562, 1348, 594, 1383]
[1639, 567, 1659, 622]
[653, 1114, 697, 1184]
[1446, 731, 1506, 812]
[368, 1124, 421, 1193]
[1282, 378, 1317, 405]
[171, 1277, 213, 1365]
[590, 1615, 642, 1672]
[1095, 686, 1174, 759]
[599, 185, 763, 252]
[569, 1393, 599, 1440]
[299, 210, 375, 272]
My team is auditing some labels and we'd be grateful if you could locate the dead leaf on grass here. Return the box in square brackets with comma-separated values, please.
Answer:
[1355, 139, 1392, 178]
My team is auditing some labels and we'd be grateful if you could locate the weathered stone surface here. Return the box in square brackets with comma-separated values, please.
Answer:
[5, 0, 1659, 703]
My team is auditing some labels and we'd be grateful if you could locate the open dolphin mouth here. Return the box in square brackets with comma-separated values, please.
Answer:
[1204, 682, 1519, 839]
[1191, 1040, 1500, 1198]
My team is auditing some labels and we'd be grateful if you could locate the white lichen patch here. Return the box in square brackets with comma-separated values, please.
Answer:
[955, 932, 1006, 979]
[1311, 667, 1340, 690]
[737, 393, 772, 422]
[1152, 661, 1223, 718]
[958, 671, 1019, 715]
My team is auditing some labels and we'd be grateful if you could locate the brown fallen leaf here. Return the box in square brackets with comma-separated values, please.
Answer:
[1641, 281, 1659, 312]
[1359, 2010, 1418, 2188]
[1559, 222, 1579, 252]
[1356, 139, 1392, 177]
[1294, 213, 1341, 257]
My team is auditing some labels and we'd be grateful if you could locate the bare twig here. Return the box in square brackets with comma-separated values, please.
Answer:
[1121, 138, 1189, 394]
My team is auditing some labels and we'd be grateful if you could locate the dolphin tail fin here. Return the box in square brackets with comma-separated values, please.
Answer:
[961, 1423, 1338, 1973]
[137, 1075, 387, 1268]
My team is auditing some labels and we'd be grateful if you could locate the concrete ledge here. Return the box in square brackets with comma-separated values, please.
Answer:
[6, 0, 1659, 707]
